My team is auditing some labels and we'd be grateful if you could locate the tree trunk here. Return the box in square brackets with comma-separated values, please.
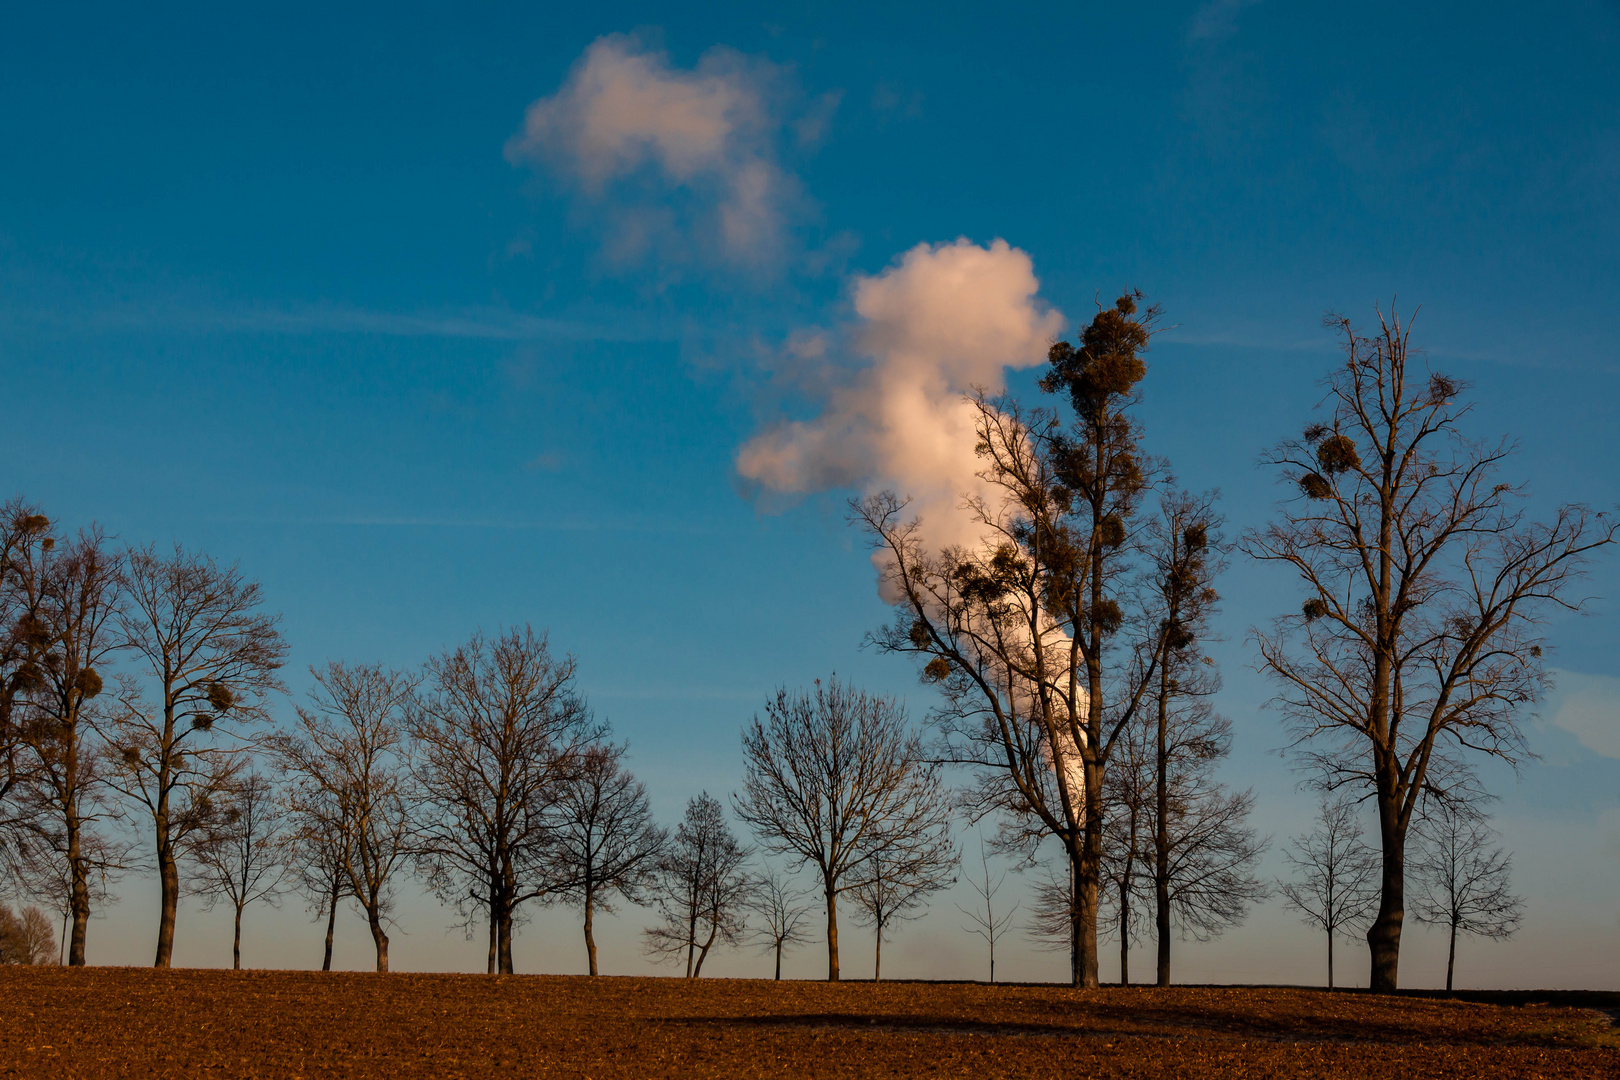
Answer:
[487, 912, 498, 975]
[685, 908, 697, 978]
[774, 939, 783, 981]
[232, 902, 244, 970]
[154, 842, 179, 968]
[693, 925, 716, 978]
[1446, 920, 1457, 993]
[1327, 927, 1335, 990]
[583, 891, 598, 976]
[1078, 761, 1103, 988]
[367, 905, 389, 972]
[1119, 874, 1130, 987]
[825, 887, 840, 982]
[498, 909, 514, 975]
[874, 924, 882, 983]
[1069, 848, 1081, 987]
[322, 885, 338, 972]
[1367, 790, 1405, 994]
[1155, 671, 1171, 987]
[66, 815, 90, 967]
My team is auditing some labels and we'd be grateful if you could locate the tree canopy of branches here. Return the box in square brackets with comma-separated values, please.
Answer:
[1409, 799, 1522, 992]
[1279, 795, 1381, 989]
[0, 501, 55, 891]
[644, 793, 751, 978]
[1243, 306, 1615, 991]
[855, 293, 1186, 987]
[746, 867, 814, 981]
[0, 902, 55, 964]
[411, 626, 601, 974]
[191, 772, 287, 970]
[545, 742, 665, 975]
[734, 677, 955, 981]
[278, 661, 416, 972]
[111, 543, 286, 968]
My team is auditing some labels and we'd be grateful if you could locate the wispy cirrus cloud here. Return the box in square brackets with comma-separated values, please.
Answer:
[1547, 669, 1620, 759]
[506, 33, 823, 272]
[1186, 0, 1264, 44]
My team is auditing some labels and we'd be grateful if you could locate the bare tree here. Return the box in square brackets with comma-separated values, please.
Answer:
[852, 841, 956, 982]
[277, 661, 416, 972]
[1243, 306, 1615, 991]
[746, 867, 813, 980]
[191, 772, 287, 970]
[13, 528, 126, 965]
[545, 742, 665, 975]
[957, 837, 1018, 984]
[1279, 795, 1380, 989]
[1409, 799, 1523, 992]
[0, 902, 56, 964]
[411, 626, 601, 975]
[110, 543, 287, 967]
[644, 793, 751, 978]
[1097, 716, 1151, 985]
[1026, 860, 1079, 958]
[854, 294, 1185, 987]
[280, 785, 351, 972]
[734, 677, 955, 982]
[0, 501, 54, 882]
[1141, 493, 1265, 983]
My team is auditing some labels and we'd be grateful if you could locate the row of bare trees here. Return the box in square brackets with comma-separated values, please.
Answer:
[0, 511, 287, 966]
[852, 295, 1606, 991]
[1282, 792, 1522, 991]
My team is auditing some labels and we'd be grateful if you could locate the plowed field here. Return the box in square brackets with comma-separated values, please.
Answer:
[1, 968, 1616, 1078]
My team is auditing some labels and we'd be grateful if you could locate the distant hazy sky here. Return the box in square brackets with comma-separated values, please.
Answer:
[2, 1, 1618, 988]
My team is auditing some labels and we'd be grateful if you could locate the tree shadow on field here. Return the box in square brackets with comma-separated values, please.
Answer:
[662, 991, 1615, 1050]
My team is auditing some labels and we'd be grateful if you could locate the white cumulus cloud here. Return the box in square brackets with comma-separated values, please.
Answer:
[736, 237, 1065, 556]
[506, 34, 805, 268]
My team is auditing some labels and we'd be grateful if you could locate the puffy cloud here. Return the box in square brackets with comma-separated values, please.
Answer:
[737, 237, 1065, 555]
[506, 35, 804, 268]
[1547, 670, 1620, 759]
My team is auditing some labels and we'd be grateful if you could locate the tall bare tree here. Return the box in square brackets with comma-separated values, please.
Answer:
[545, 742, 665, 975]
[411, 626, 601, 974]
[280, 782, 352, 972]
[854, 294, 1183, 987]
[644, 793, 751, 978]
[851, 841, 956, 982]
[1279, 795, 1380, 989]
[278, 661, 416, 972]
[0, 501, 54, 888]
[1141, 493, 1265, 984]
[110, 543, 287, 967]
[191, 771, 287, 970]
[1243, 306, 1615, 991]
[957, 837, 1018, 984]
[746, 867, 813, 981]
[734, 677, 956, 982]
[13, 528, 125, 965]
[1409, 799, 1522, 992]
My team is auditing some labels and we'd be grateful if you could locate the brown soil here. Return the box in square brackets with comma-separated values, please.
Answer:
[1, 968, 1616, 1078]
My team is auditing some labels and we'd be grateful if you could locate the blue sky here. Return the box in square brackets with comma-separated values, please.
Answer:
[3, 0, 1619, 986]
